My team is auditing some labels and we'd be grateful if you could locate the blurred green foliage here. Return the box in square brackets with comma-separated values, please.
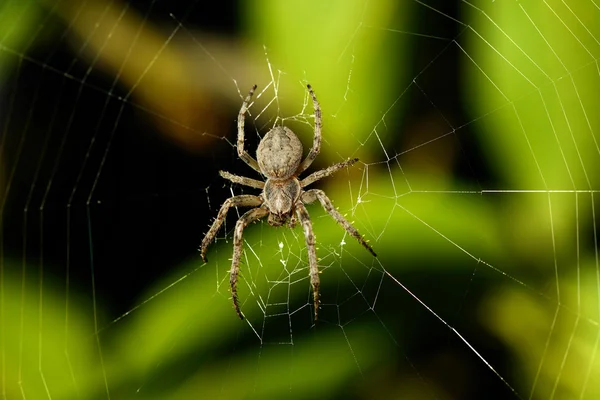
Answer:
[0, 2, 41, 78]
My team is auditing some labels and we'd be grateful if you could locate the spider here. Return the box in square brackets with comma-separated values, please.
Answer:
[200, 84, 377, 321]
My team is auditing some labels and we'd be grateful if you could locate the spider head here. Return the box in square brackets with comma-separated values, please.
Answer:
[257, 126, 303, 179]
[268, 212, 288, 227]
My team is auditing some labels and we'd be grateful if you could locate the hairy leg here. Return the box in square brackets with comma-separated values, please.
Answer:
[296, 84, 322, 174]
[230, 207, 269, 319]
[302, 189, 377, 257]
[300, 158, 358, 188]
[237, 84, 262, 173]
[296, 202, 321, 321]
[199, 195, 262, 261]
[219, 171, 265, 189]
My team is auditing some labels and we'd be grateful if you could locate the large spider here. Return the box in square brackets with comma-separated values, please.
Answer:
[200, 84, 377, 321]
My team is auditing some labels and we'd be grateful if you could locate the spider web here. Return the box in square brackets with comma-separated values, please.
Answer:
[1, 0, 599, 399]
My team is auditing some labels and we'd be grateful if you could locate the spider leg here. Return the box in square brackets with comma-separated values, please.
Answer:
[300, 158, 359, 188]
[296, 202, 321, 322]
[237, 85, 262, 174]
[200, 195, 263, 262]
[288, 212, 298, 228]
[296, 84, 322, 175]
[219, 171, 265, 189]
[302, 189, 377, 257]
[230, 206, 269, 319]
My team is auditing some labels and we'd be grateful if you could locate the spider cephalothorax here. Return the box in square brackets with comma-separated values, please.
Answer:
[262, 178, 301, 226]
[200, 84, 377, 321]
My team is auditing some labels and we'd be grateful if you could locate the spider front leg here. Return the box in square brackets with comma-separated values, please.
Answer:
[296, 84, 322, 174]
[296, 203, 321, 322]
[200, 195, 263, 262]
[230, 207, 269, 319]
[237, 85, 262, 173]
[302, 189, 377, 257]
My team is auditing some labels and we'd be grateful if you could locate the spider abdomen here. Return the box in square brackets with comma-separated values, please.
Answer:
[257, 126, 303, 179]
